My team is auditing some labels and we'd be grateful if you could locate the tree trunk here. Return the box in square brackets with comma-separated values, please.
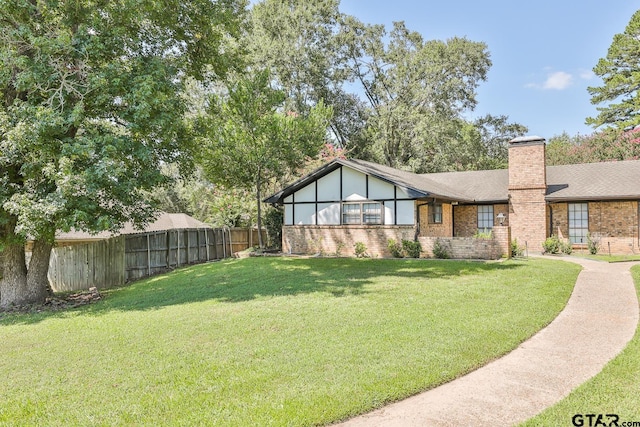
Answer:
[0, 241, 29, 309]
[256, 182, 264, 249]
[26, 239, 54, 302]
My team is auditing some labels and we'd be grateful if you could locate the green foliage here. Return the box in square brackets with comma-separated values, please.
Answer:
[387, 239, 404, 258]
[354, 242, 368, 258]
[510, 239, 524, 257]
[0, 0, 245, 307]
[263, 207, 283, 250]
[587, 233, 600, 255]
[208, 186, 257, 228]
[248, 2, 527, 172]
[541, 235, 573, 255]
[560, 240, 573, 255]
[249, 0, 368, 151]
[474, 228, 493, 239]
[546, 129, 640, 166]
[402, 240, 423, 259]
[197, 70, 332, 247]
[587, 10, 640, 130]
[432, 238, 451, 259]
[542, 236, 561, 254]
[387, 239, 423, 258]
[334, 241, 345, 257]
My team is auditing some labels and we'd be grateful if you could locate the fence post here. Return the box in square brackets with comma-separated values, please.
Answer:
[205, 229, 210, 261]
[165, 231, 170, 269]
[146, 233, 151, 277]
[177, 230, 181, 267]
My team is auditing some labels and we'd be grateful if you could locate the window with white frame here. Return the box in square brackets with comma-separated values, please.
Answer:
[429, 203, 443, 224]
[342, 202, 382, 225]
[568, 203, 589, 244]
[477, 205, 494, 230]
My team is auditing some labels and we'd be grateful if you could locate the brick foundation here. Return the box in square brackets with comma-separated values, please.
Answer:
[282, 225, 416, 258]
[419, 236, 504, 260]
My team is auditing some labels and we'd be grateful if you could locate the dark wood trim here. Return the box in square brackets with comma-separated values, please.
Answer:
[365, 175, 369, 199]
[394, 186, 398, 225]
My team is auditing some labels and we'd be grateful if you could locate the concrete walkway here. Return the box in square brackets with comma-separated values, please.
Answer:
[336, 257, 639, 427]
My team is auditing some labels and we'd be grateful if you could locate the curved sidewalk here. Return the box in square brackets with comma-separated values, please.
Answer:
[337, 257, 639, 427]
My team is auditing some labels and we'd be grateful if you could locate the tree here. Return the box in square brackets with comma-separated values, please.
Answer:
[197, 70, 331, 248]
[0, 0, 245, 308]
[248, 0, 366, 150]
[587, 10, 640, 130]
[546, 128, 640, 165]
[340, 19, 494, 172]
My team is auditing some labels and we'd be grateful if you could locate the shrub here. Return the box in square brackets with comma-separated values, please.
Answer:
[542, 235, 561, 254]
[387, 239, 404, 258]
[334, 241, 345, 257]
[560, 239, 573, 255]
[474, 228, 493, 239]
[263, 207, 283, 250]
[432, 238, 450, 259]
[587, 233, 600, 255]
[510, 239, 524, 257]
[402, 240, 422, 258]
[354, 242, 368, 258]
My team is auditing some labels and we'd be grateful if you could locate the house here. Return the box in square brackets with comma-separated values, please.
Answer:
[265, 136, 640, 258]
[48, 212, 210, 247]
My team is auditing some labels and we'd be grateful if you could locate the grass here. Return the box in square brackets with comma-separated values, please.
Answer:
[571, 253, 640, 263]
[521, 264, 640, 426]
[0, 257, 580, 426]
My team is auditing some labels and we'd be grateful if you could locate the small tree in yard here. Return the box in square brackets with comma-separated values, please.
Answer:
[197, 70, 332, 248]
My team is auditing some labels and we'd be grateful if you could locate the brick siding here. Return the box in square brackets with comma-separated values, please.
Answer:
[282, 225, 416, 258]
[551, 201, 639, 254]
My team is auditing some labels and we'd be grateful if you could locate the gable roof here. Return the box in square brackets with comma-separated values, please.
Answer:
[265, 158, 640, 205]
[54, 212, 210, 242]
[264, 158, 472, 204]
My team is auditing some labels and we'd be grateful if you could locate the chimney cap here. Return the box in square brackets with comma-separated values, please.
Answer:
[509, 135, 546, 146]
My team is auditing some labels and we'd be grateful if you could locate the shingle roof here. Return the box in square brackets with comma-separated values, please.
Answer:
[546, 160, 640, 201]
[265, 158, 640, 205]
[54, 212, 210, 241]
[420, 169, 509, 203]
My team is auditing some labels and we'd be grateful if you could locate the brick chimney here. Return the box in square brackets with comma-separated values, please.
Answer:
[508, 136, 548, 252]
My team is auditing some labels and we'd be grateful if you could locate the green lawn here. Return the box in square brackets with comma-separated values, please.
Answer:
[0, 257, 580, 426]
[521, 264, 640, 426]
[571, 253, 640, 263]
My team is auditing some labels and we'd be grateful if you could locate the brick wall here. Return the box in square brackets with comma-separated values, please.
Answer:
[508, 189, 548, 252]
[419, 235, 505, 260]
[507, 138, 548, 252]
[453, 205, 477, 237]
[550, 201, 639, 254]
[282, 225, 416, 257]
[453, 204, 509, 237]
[419, 202, 453, 237]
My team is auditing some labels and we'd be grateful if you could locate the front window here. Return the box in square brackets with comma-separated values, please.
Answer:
[342, 202, 382, 225]
[429, 203, 443, 224]
[477, 205, 494, 231]
[568, 203, 589, 244]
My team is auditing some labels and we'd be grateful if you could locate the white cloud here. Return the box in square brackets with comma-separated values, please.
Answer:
[579, 69, 595, 80]
[542, 71, 573, 90]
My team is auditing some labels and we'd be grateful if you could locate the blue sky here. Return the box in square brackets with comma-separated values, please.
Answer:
[339, 1, 639, 139]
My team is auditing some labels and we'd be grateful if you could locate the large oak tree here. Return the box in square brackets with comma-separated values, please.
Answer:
[0, 0, 245, 308]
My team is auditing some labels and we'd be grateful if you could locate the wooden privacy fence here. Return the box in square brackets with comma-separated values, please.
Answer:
[47, 227, 267, 292]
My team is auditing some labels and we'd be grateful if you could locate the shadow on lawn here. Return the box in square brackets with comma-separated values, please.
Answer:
[1, 257, 523, 324]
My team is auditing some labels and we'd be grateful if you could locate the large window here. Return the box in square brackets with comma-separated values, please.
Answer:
[569, 203, 589, 244]
[342, 202, 382, 225]
[429, 203, 443, 224]
[477, 205, 494, 230]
